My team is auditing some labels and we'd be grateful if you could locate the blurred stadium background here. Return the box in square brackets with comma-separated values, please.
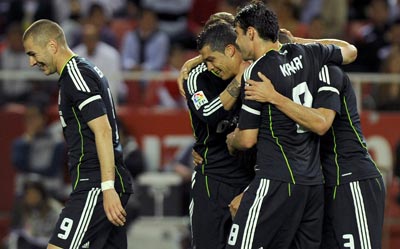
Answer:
[0, 0, 399, 248]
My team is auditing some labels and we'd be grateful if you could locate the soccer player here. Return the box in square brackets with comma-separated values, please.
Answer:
[22, 19, 132, 249]
[244, 63, 385, 249]
[184, 13, 255, 249]
[224, 2, 357, 248]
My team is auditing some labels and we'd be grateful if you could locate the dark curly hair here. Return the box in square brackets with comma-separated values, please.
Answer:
[197, 21, 238, 52]
[234, 0, 279, 42]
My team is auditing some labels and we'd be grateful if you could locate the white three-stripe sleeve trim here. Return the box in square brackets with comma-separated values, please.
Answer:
[70, 188, 100, 249]
[242, 104, 261, 115]
[72, 59, 91, 92]
[107, 88, 116, 119]
[67, 63, 82, 91]
[68, 60, 88, 92]
[350, 181, 371, 249]
[323, 66, 331, 85]
[318, 86, 340, 95]
[203, 98, 223, 116]
[191, 65, 206, 94]
[243, 56, 261, 82]
[203, 97, 220, 111]
[319, 66, 325, 83]
[78, 95, 102, 110]
[319, 65, 330, 85]
[204, 103, 223, 116]
[187, 65, 206, 95]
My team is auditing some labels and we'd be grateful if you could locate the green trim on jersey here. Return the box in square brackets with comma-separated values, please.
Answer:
[202, 125, 210, 175]
[288, 183, 292, 196]
[375, 178, 382, 191]
[72, 107, 84, 190]
[268, 104, 296, 184]
[331, 127, 340, 186]
[343, 97, 381, 174]
[343, 97, 367, 150]
[333, 185, 337, 200]
[60, 54, 77, 75]
[188, 111, 197, 139]
[202, 125, 210, 197]
[188, 110, 211, 197]
[115, 166, 126, 193]
[205, 175, 210, 198]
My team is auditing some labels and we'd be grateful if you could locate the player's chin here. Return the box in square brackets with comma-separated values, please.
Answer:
[42, 68, 55, 75]
[219, 73, 230, 80]
[223, 75, 235, 81]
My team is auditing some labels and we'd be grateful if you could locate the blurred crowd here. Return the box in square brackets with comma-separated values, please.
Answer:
[0, 0, 399, 110]
[0, 0, 400, 248]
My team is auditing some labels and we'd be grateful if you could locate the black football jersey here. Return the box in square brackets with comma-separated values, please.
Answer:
[58, 56, 132, 193]
[238, 43, 343, 185]
[313, 64, 382, 186]
[184, 63, 253, 185]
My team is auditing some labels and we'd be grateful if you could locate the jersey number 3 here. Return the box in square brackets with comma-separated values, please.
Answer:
[292, 82, 313, 133]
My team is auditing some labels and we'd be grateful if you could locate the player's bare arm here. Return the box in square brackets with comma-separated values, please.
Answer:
[219, 61, 250, 110]
[177, 54, 203, 96]
[47, 243, 63, 249]
[229, 192, 244, 219]
[281, 28, 357, 65]
[245, 72, 336, 135]
[87, 115, 126, 227]
[226, 128, 258, 155]
[192, 149, 203, 166]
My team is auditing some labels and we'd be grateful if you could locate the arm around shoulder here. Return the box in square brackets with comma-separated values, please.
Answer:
[293, 37, 357, 64]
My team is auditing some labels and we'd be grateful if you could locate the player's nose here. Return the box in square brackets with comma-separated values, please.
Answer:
[206, 62, 214, 71]
[29, 57, 37, 67]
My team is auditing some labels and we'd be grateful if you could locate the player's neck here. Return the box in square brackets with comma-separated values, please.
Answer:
[255, 40, 280, 59]
[56, 48, 76, 75]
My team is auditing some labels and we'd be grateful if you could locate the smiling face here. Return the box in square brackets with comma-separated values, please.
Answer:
[23, 36, 57, 75]
[199, 44, 237, 80]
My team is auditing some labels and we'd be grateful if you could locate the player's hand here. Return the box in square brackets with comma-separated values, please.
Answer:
[177, 55, 203, 97]
[279, 28, 295, 42]
[226, 130, 237, 156]
[245, 72, 277, 103]
[177, 68, 188, 97]
[103, 189, 127, 226]
[229, 192, 244, 219]
[238, 60, 251, 75]
[192, 149, 203, 166]
[232, 61, 252, 87]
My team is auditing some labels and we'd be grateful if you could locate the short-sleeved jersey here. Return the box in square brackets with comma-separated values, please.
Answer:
[184, 63, 253, 185]
[313, 65, 381, 186]
[238, 43, 342, 185]
[58, 56, 132, 193]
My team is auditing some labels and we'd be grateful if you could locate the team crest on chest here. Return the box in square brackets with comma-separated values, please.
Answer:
[192, 91, 208, 110]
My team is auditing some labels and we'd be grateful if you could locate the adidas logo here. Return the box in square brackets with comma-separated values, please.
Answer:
[82, 241, 90, 248]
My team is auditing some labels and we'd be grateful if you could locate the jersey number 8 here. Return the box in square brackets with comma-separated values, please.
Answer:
[292, 82, 313, 133]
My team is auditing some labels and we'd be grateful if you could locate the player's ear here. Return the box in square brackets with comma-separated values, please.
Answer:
[47, 39, 58, 54]
[247, 27, 254, 41]
[225, 44, 235, 58]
